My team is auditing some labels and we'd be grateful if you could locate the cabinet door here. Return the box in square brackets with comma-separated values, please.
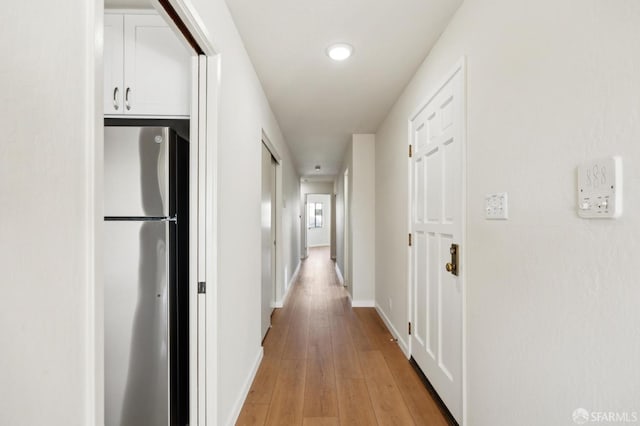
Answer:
[123, 14, 191, 116]
[104, 14, 124, 115]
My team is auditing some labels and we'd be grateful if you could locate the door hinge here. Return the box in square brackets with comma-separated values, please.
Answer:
[408, 233, 412, 247]
[409, 144, 413, 158]
[408, 322, 412, 335]
[198, 281, 206, 294]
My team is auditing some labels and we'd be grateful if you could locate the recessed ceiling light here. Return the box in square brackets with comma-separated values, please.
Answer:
[327, 43, 353, 61]
[315, 165, 322, 172]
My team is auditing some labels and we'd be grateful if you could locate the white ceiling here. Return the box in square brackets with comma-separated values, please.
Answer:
[225, 0, 463, 177]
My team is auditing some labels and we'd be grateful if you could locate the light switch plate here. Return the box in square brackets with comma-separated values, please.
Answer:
[577, 156, 623, 218]
[485, 192, 508, 220]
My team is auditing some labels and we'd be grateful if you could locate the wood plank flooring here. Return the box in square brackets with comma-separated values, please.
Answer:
[236, 247, 448, 426]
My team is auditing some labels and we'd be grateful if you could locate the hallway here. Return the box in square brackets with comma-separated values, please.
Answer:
[237, 247, 448, 426]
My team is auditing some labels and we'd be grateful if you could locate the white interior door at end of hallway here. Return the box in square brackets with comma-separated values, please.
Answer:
[261, 144, 276, 340]
[410, 62, 465, 423]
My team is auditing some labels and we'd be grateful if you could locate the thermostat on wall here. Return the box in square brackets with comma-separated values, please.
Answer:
[485, 192, 509, 220]
[577, 156, 622, 218]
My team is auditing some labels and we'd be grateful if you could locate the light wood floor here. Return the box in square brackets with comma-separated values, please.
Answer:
[237, 247, 448, 426]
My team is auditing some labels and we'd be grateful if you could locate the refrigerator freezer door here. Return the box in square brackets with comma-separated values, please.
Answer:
[104, 126, 171, 217]
[104, 220, 170, 426]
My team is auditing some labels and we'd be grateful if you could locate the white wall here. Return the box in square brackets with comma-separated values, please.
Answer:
[351, 135, 375, 305]
[0, 0, 300, 424]
[105, 0, 151, 9]
[301, 180, 334, 195]
[0, 0, 102, 424]
[306, 194, 331, 247]
[281, 156, 301, 299]
[375, 0, 640, 424]
[336, 135, 375, 305]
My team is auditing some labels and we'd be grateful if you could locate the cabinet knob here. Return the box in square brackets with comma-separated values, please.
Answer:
[125, 87, 132, 111]
[112, 87, 120, 111]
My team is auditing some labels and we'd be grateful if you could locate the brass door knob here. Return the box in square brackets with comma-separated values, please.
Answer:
[446, 263, 454, 272]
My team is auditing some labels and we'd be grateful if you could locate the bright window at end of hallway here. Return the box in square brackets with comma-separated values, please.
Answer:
[308, 202, 323, 228]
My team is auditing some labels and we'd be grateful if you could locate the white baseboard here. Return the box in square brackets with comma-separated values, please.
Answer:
[307, 243, 330, 248]
[345, 290, 374, 308]
[225, 347, 264, 426]
[274, 260, 301, 308]
[351, 299, 375, 308]
[375, 304, 410, 357]
[335, 263, 344, 285]
[289, 260, 301, 289]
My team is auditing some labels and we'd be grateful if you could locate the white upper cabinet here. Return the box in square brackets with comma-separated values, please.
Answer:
[104, 12, 191, 117]
[104, 14, 125, 114]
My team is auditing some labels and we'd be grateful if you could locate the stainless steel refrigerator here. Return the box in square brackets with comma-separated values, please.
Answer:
[104, 121, 189, 426]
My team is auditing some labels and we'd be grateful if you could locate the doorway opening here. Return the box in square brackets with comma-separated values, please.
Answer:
[305, 193, 333, 256]
[300, 178, 336, 262]
[98, 0, 219, 425]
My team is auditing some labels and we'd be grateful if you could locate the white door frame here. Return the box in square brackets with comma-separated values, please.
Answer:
[406, 57, 468, 424]
[261, 139, 279, 334]
[331, 193, 337, 260]
[303, 193, 309, 259]
[261, 131, 283, 307]
[343, 168, 350, 289]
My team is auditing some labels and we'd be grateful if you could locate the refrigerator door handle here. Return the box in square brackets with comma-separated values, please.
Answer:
[104, 216, 177, 223]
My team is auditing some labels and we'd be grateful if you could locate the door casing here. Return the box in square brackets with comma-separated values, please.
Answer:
[343, 168, 350, 289]
[261, 142, 277, 339]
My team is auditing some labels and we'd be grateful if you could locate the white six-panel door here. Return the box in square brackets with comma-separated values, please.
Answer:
[410, 61, 465, 423]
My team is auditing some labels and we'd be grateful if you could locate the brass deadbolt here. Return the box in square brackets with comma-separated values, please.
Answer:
[445, 243, 459, 276]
